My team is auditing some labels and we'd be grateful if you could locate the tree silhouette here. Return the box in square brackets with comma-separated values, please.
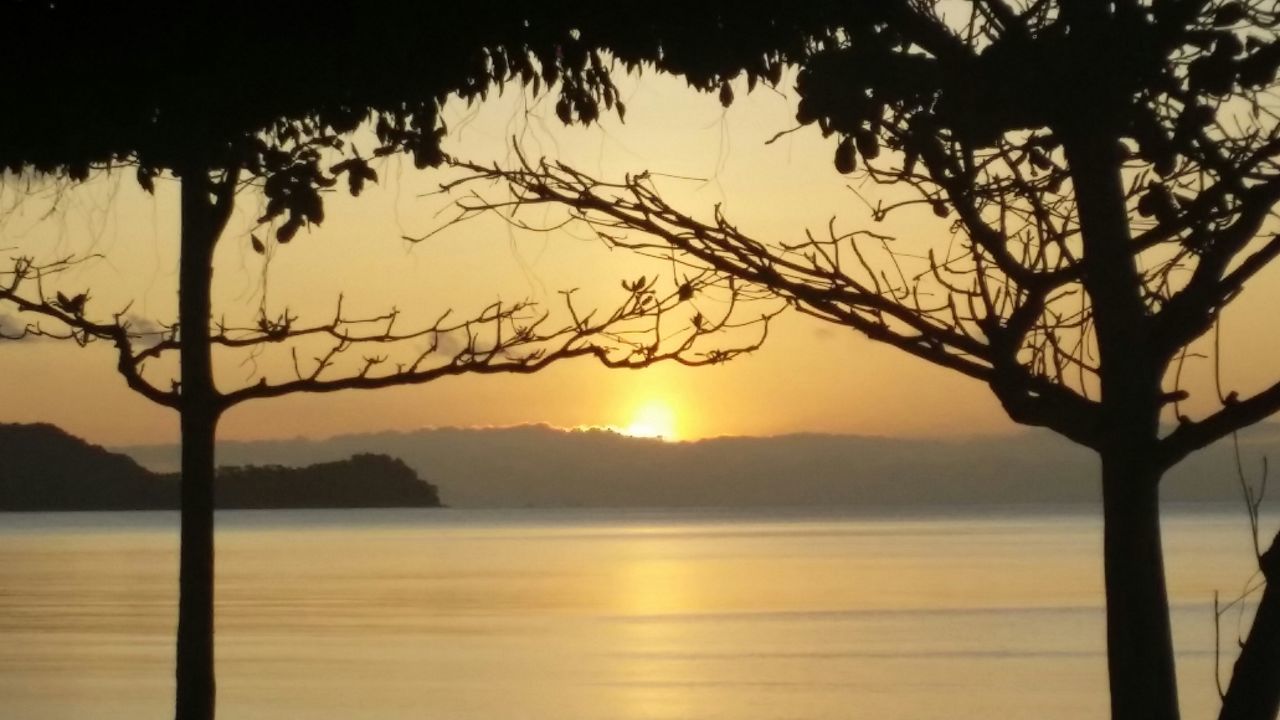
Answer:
[456, 2, 1280, 718]
[0, 3, 800, 719]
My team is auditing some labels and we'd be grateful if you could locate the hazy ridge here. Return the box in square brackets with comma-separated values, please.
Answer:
[118, 423, 1280, 509]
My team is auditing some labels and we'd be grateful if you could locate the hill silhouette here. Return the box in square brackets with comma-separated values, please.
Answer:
[120, 423, 1278, 509]
[1, 423, 169, 510]
[190, 455, 440, 510]
[0, 424, 440, 511]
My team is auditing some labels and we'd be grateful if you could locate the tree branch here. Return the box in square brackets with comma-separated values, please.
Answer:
[1162, 379, 1280, 469]
[0, 255, 176, 407]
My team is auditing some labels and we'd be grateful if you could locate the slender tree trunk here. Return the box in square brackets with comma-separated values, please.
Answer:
[175, 401, 218, 720]
[1101, 449, 1180, 720]
[174, 164, 224, 720]
[1218, 530, 1280, 720]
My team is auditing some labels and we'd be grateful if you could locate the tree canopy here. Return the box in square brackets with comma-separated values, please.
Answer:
[2, 0, 851, 234]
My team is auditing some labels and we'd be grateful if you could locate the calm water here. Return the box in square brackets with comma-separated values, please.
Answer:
[0, 506, 1271, 720]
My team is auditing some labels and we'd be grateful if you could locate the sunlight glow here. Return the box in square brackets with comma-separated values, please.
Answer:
[622, 400, 678, 441]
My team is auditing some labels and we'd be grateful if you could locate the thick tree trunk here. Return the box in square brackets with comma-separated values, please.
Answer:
[1218, 530, 1280, 720]
[174, 166, 224, 720]
[1062, 126, 1181, 720]
[1101, 450, 1180, 720]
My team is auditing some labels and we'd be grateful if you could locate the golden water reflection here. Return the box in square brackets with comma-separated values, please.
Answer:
[0, 508, 1268, 720]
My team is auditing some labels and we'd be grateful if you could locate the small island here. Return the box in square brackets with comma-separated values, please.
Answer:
[0, 423, 442, 511]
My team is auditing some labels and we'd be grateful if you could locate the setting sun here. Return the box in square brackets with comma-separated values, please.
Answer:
[622, 400, 678, 441]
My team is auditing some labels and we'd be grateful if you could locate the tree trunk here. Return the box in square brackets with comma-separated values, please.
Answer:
[174, 403, 217, 720]
[174, 165, 224, 720]
[1101, 449, 1180, 720]
[1062, 126, 1180, 720]
[1218, 530, 1280, 720]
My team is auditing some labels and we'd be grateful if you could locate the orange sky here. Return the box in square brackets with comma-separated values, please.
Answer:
[2, 73, 1278, 446]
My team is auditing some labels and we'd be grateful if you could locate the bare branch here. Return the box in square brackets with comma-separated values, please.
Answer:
[447, 148, 1106, 447]
[207, 266, 776, 409]
[0, 255, 176, 407]
[1162, 380, 1280, 469]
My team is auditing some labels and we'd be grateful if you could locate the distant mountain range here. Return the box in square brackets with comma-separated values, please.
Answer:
[115, 422, 1280, 509]
[0, 423, 441, 511]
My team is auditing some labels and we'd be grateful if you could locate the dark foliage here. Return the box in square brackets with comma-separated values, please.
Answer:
[0, 1, 851, 243]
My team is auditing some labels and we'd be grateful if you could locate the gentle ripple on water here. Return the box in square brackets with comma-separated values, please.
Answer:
[0, 506, 1272, 720]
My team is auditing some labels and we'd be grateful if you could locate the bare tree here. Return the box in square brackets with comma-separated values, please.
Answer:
[455, 1, 1280, 718]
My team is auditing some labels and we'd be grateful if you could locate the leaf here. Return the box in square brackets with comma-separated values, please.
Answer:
[1140, 185, 1178, 223]
[578, 99, 599, 125]
[855, 130, 880, 160]
[719, 81, 734, 108]
[277, 217, 302, 244]
[1188, 54, 1237, 95]
[1137, 191, 1158, 218]
[765, 61, 782, 86]
[1213, 2, 1245, 26]
[136, 166, 155, 194]
[250, 234, 266, 254]
[54, 291, 86, 316]
[1180, 103, 1216, 128]
[796, 97, 817, 125]
[834, 137, 856, 174]
[1239, 44, 1280, 87]
[1214, 33, 1244, 59]
[412, 144, 444, 170]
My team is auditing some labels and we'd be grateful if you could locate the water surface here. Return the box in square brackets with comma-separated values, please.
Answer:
[0, 506, 1269, 719]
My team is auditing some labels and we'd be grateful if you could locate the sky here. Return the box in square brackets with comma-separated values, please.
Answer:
[2, 71, 1278, 446]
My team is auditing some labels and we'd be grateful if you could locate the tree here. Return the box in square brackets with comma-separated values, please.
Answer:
[458, 1, 1280, 718]
[0, 3, 797, 718]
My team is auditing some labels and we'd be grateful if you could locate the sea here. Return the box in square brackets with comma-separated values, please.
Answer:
[0, 505, 1272, 720]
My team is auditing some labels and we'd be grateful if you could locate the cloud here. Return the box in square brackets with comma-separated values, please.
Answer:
[430, 326, 470, 357]
[0, 312, 31, 339]
[0, 310, 173, 348]
[122, 313, 168, 349]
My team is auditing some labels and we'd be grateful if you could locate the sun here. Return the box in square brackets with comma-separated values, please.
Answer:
[622, 400, 678, 441]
